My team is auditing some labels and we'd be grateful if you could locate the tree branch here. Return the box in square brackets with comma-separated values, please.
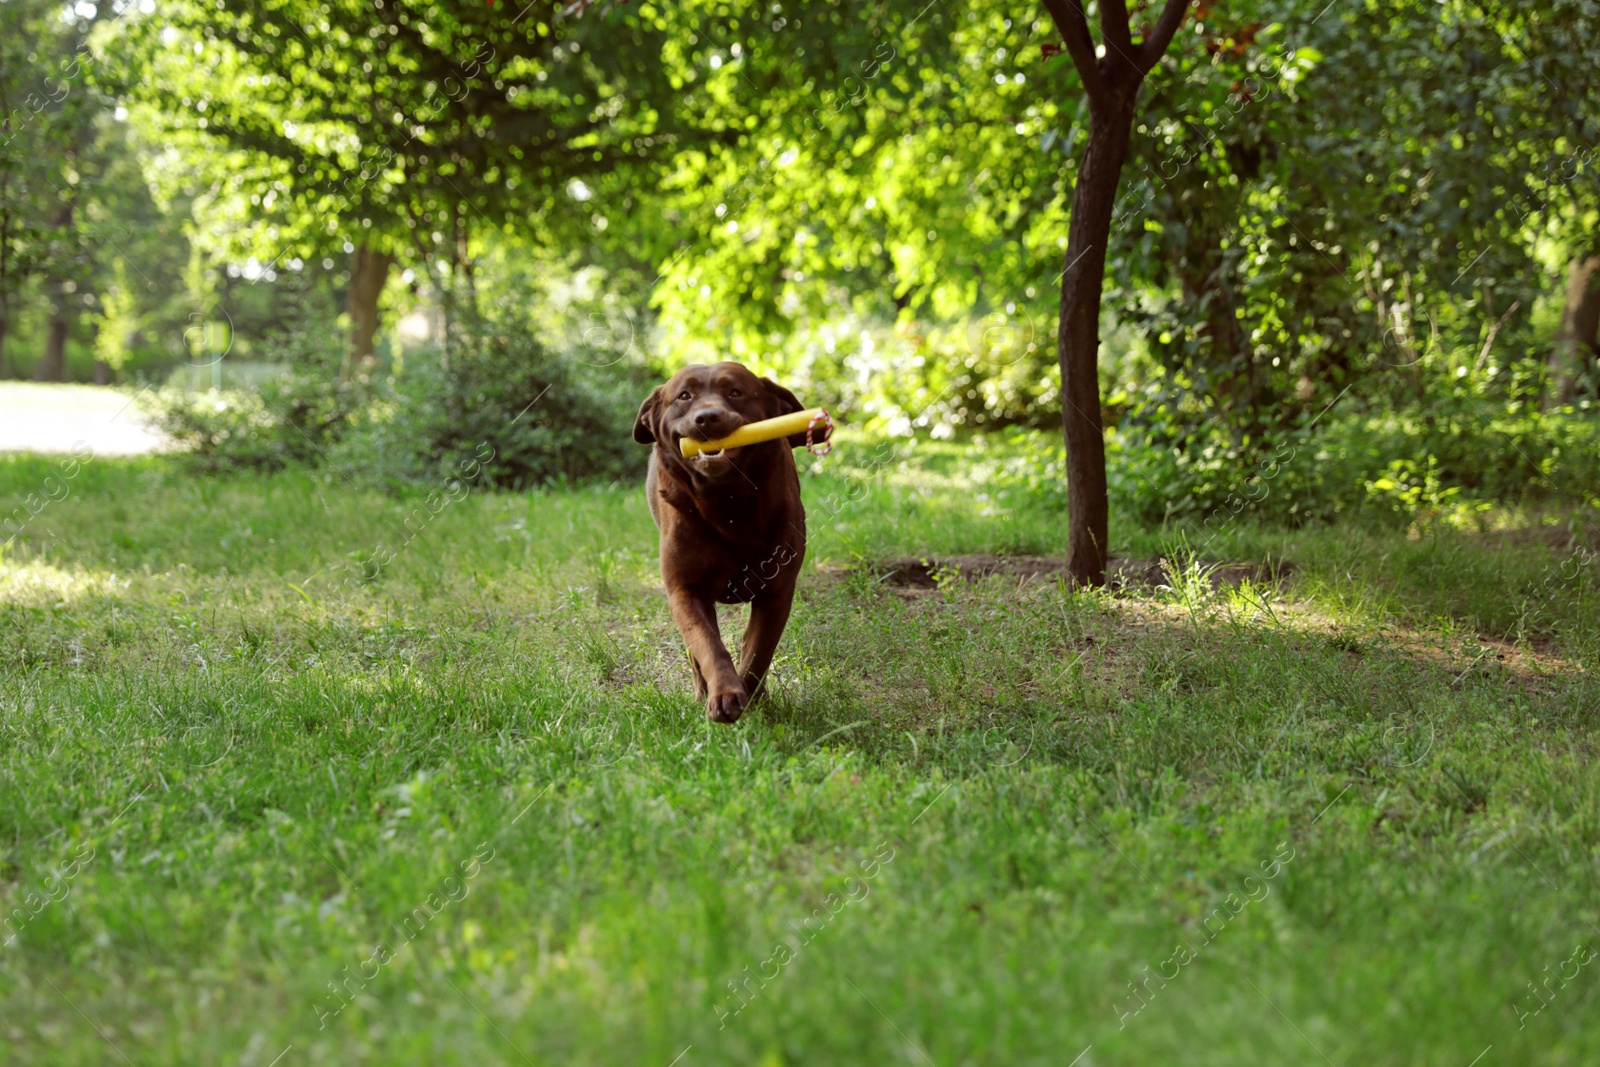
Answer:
[1099, 0, 1133, 55]
[1137, 0, 1192, 72]
[1040, 0, 1105, 104]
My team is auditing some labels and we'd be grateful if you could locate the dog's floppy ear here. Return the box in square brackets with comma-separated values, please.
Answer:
[633, 386, 664, 444]
[761, 378, 804, 418]
[762, 378, 814, 449]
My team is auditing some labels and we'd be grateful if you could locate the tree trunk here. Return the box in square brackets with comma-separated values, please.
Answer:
[1180, 259, 1252, 438]
[1, 172, 12, 379]
[1058, 101, 1134, 586]
[1209, 289, 1253, 433]
[34, 310, 69, 381]
[344, 244, 394, 381]
[34, 197, 75, 382]
[94, 359, 111, 385]
[1044, 0, 1192, 588]
[1547, 254, 1600, 410]
[0, 229, 10, 378]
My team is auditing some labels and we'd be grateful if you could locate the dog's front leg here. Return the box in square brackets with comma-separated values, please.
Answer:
[666, 588, 747, 722]
[738, 590, 794, 704]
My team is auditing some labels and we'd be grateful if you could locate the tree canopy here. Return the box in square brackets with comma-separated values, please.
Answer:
[0, 0, 1594, 548]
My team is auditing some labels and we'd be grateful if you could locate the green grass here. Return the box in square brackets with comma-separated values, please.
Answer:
[1, 438, 1598, 1066]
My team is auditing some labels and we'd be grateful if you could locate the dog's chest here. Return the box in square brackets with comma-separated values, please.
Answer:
[697, 499, 800, 560]
[685, 498, 805, 601]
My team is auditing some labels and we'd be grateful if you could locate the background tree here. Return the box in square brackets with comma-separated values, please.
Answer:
[7, 0, 1594, 533]
[1040, 0, 1191, 586]
[1551, 256, 1600, 406]
[0, 0, 101, 380]
[110, 0, 730, 376]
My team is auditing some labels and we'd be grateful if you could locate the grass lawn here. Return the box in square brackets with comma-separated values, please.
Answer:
[1, 437, 1597, 1066]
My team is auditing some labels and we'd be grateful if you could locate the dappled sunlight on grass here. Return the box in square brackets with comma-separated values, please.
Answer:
[0, 556, 128, 608]
[2, 455, 1597, 1066]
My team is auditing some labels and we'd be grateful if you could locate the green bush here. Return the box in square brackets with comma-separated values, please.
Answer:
[995, 402, 1600, 532]
[332, 315, 648, 490]
[142, 365, 367, 473]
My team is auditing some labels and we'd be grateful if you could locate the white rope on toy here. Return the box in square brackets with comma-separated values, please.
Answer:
[805, 409, 834, 456]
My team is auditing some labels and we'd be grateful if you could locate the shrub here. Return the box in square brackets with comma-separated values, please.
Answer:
[994, 403, 1600, 533]
[332, 316, 648, 490]
[143, 364, 367, 473]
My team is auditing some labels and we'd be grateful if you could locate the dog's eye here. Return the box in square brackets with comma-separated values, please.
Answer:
[677, 390, 692, 401]
[727, 388, 742, 398]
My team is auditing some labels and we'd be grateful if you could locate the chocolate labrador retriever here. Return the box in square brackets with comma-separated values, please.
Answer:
[633, 362, 816, 723]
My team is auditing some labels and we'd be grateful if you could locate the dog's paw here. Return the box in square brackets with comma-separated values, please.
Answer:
[707, 684, 748, 724]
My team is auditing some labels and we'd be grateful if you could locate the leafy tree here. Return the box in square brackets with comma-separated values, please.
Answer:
[649, 0, 1191, 584]
[0, 0, 104, 379]
[1039, 0, 1191, 585]
[1481, 0, 1600, 407]
[1551, 256, 1600, 406]
[109, 0, 722, 375]
[645, 4, 1077, 425]
[648, 0, 1596, 579]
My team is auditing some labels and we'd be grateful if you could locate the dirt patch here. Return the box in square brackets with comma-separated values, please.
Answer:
[853, 554, 1292, 593]
[1358, 626, 1589, 693]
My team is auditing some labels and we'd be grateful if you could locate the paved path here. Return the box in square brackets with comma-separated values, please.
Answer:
[0, 383, 170, 456]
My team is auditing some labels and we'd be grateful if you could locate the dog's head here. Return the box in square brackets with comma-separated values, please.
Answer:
[633, 362, 803, 481]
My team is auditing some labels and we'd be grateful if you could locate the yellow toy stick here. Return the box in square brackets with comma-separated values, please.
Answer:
[680, 407, 833, 458]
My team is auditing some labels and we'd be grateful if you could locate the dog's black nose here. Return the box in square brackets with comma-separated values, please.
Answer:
[693, 409, 725, 429]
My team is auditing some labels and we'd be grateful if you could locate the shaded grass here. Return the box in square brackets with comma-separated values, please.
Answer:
[0, 443, 1597, 1066]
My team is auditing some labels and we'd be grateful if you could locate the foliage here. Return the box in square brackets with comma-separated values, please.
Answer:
[0, 0, 105, 376]
[7, 0, 1599, 520]
[143, 303, 365, 468]
[635, 0, 1600, 446]
[332, 307, 648, 490]
[143, 365, 368, 472]
[1110, 0, 1599, 441]
[90, 256, 139, 371]
[106, 0, 720, 283]
[995, 391, 1600, 530]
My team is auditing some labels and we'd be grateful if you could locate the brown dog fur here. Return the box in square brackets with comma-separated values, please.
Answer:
[633, 362, 814, 723]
